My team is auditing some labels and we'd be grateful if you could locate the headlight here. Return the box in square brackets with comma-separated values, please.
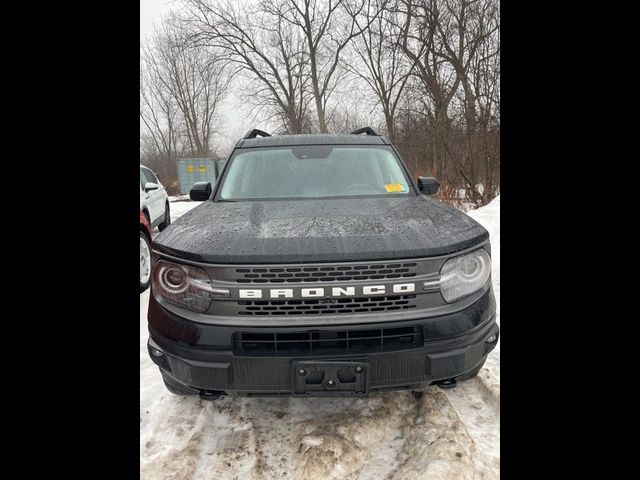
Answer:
[439, 248, 491, 303]
[152, 260, 216, 313]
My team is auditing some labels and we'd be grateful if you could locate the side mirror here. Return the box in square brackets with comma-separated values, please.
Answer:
[190, 181, 212, 201]
[417, 176, 439, 195]
[144, 182, 159, 192]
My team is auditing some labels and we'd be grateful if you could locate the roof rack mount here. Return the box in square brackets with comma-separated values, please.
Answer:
[243, 129, 271, 139]
[350, 126, 379, 136]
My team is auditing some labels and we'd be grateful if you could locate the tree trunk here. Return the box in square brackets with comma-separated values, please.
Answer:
[384, 108, 395, 142]
[311, 74, 327, 133]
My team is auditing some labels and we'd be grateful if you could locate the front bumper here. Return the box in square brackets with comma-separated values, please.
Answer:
[147, 288, 499, 396]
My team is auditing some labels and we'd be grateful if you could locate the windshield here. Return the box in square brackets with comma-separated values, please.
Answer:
[219, 145, 413, 200]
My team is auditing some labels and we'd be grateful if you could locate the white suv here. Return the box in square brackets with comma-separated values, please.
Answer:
[140, 165, 171, 231]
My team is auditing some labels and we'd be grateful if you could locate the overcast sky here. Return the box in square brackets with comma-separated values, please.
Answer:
[140, 0, 175, 40]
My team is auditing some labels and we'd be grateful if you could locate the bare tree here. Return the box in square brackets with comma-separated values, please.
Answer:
[144, 16, 230, 156]
[396, 1, 459, 177]
[141, 15, 231, 192]
[465, 0, 500, 202]
[272, 0, 379, 132]
[392, 0, 499, 206]
[181, 0, 312, 133]
[142, 0, 500, 206]
[435, 0, 499, 205]
[140, 50, 181, 163]
[345, 0, 414, 141]
[437, 0, 498, 132]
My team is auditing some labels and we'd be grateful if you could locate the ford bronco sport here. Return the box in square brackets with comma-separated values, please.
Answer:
[146, 127, 499, 398]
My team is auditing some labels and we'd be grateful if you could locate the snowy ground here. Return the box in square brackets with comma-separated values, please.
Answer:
[168, 198, 203, 219]
[141, 196, 500, 480]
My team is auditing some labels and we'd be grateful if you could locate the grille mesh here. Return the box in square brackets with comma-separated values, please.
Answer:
[234, 263, 418, 283]
[237, 294, 417, 316]
[233, 326, 424, 356]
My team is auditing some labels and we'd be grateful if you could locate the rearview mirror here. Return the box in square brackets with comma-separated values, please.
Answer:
[417, 176, 439, 195]
[144, 182, 159, 192]
[190, 181, 212, 201]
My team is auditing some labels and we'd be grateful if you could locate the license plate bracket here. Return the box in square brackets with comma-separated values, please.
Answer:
[291, 360, 369, 396]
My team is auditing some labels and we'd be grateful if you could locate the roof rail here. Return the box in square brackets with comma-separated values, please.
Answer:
[243, 128, 271, 139]
[350, 126, 379, 136]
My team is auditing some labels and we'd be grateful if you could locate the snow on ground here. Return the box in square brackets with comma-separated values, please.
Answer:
[443, 195, 500, 475]
[141, 196, 500, 480]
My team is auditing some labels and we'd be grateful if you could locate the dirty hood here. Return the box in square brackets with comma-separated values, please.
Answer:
[153, 196, 489, 264]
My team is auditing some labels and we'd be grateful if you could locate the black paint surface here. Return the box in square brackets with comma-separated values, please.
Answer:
[153, 196, 488, 264]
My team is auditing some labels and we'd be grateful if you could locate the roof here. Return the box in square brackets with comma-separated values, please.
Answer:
[237, 133, 388, 149]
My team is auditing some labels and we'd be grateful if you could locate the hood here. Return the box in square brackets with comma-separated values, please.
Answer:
[153, 196, 489, 264]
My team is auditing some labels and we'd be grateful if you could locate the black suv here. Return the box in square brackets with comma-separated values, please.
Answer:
[147, 128, 499, 398]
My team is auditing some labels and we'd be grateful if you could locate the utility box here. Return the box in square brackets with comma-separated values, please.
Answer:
[177, 158, 224, 195]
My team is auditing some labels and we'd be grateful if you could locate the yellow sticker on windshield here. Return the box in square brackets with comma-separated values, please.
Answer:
[384, 183, 405, 192]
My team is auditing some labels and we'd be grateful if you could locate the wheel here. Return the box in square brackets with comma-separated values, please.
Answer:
[161, 370, 197, 396]
[158, 202, 171, 231]
[140, 231, 152, 292]
[456, 358, 486, 382]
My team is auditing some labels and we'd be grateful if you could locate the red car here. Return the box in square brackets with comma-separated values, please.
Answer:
[140, 210, 153, 292]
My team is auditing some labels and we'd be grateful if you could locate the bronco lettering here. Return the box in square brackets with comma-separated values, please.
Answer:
[239, 283, 416, 299]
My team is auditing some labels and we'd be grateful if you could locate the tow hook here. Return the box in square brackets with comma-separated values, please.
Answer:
[436, 379, 457, 390]
[199, 390, 221, 401]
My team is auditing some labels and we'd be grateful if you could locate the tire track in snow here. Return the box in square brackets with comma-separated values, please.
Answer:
[227, 395, 403, 480]
[213, 390, 489, 480]
[140, 398, 210, 479]
[445, 361, 500, 479]
[288, 394, 411, 479]
[190, 399, 259, 479]
[140, 372, 497, 480]
[386, 389, 495, 480]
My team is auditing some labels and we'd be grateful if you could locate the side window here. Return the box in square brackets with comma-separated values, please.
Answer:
[142, 167, 158, 184]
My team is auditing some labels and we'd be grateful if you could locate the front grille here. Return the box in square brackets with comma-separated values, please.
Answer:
[234, 262, 418, 283]
[233, 326, 424, 356]
[237, 294, 417, 316]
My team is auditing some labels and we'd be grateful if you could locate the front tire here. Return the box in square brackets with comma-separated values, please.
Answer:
[158, 202, 171, 231]
[140, 231, 152, 293]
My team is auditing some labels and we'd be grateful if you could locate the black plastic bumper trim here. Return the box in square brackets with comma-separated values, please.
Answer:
[147, 317, 499, 395]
